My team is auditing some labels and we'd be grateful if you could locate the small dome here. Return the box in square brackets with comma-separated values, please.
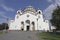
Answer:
[17, 9, 22, 14]
[24, 6, 36, 13]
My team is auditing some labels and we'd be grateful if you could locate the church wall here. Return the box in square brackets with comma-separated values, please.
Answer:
[9, 6, 50, 31]
[19, 13, 37, 31]
[38, 19, 43, 30]
[9, 13, 50, 31]
[38, 19, 50, 31]
[14, 13, 38, 31]
[41, 21, 50, 31]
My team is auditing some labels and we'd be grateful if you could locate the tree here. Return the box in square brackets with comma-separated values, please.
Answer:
[50, 6, 60, 30]
[0, 23, 9, 30]
[0, 24, 3, 30]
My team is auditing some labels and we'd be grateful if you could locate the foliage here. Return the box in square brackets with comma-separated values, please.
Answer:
[37, 32, 60, 40]
[0, 23, 9, 30]
[50, 6, 60, 30]
[0, 31, 3, 34]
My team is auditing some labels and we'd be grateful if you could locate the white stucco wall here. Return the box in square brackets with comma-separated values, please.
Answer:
[9, 6, 50, 31]
[9, 13, 50, 31]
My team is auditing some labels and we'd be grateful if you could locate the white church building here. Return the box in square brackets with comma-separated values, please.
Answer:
[9, 6, 50, 31]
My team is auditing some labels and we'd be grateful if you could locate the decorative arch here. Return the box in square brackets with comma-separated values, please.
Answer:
[26, 20, 30, 24]
[26, 20, 30, 31]
[32, 22, 35, 25]
[21, 21, 24, 24]
[37, 10, 42, 14]
[31, 21, 35, 31]
[21, 21, 24, 31]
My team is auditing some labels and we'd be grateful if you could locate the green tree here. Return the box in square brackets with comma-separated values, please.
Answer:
[50, 6, 60, 30]
[0, 24, 3, 30]
[0, 23, 9, 30]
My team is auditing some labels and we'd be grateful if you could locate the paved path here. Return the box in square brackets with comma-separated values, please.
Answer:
[0, 31, 39, 40]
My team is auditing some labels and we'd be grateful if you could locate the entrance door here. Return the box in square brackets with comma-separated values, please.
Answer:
[27, 25, 30, 31]
[26, 20, 30, 31]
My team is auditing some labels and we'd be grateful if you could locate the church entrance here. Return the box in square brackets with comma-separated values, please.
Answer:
[26, 25, 30, 31]
[21, 21, 24, 31]
[26, 20, 30, 31]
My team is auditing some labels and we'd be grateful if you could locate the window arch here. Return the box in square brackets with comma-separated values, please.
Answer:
[32, 22, 35, 25]
[26, 20, 30, 24]
[27, 15, 30, 17]
[39, 11, 41, 14]
[21, 21, 24, 24]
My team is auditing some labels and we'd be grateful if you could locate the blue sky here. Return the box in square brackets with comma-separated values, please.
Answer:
[0, 0, 60, 23]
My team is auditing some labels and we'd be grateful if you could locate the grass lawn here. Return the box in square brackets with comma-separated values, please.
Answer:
[0, 31, 3, 35]
[37, 32, 60, 40]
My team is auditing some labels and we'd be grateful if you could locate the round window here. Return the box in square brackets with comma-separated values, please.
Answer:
[27, 15, 29, 17]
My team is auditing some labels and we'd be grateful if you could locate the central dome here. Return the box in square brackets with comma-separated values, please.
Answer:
[24, 6, 36, 13]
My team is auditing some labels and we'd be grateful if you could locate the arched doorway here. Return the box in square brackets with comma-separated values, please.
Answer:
[26, 20, 30, 31]
[21, 21, 24, 31]
[32, 22, 35, 31]
[26, 25, 30, 31]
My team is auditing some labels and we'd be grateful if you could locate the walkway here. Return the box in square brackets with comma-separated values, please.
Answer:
[0, 31, 39, 40]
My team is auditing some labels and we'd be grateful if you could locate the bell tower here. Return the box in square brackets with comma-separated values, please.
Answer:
[15, 9, 22, 19]
[17, 9, 22, 15]
[37, 10, 42, 18]
[37, 9, 43, 21]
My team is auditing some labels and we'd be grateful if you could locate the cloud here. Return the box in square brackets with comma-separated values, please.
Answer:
[0, 11, 12, 20]
[43, 4, 57, 20]
[0, 12, 12, 24]
[0, 0, 13, 23]
[0, 0, 4, 4]
[55, 0, 60, 6]
[0, 12, 8, 24]
[0, 12, 5, 15]
[0, 19, 6, 24]
[43, 0, 60, 20]
[47, 0, 52, 3]
[0, 4, 15, 12]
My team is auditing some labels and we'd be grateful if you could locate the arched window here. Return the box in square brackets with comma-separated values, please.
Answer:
[32, 22, 35, 31]
[18, 12, 20, 14]
[27, 15, 30, 17]
[39, 11, 41, 14]
[32, 22, 35, 25]
[21, 21, 24, 31]
[26, 20, 30, 24]
[21, 21, 24, 24]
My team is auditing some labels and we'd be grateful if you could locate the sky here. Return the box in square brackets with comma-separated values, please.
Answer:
[0, 0, 60, 24]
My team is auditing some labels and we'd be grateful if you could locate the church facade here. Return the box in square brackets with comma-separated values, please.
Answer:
[9, 6, 50, 31]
